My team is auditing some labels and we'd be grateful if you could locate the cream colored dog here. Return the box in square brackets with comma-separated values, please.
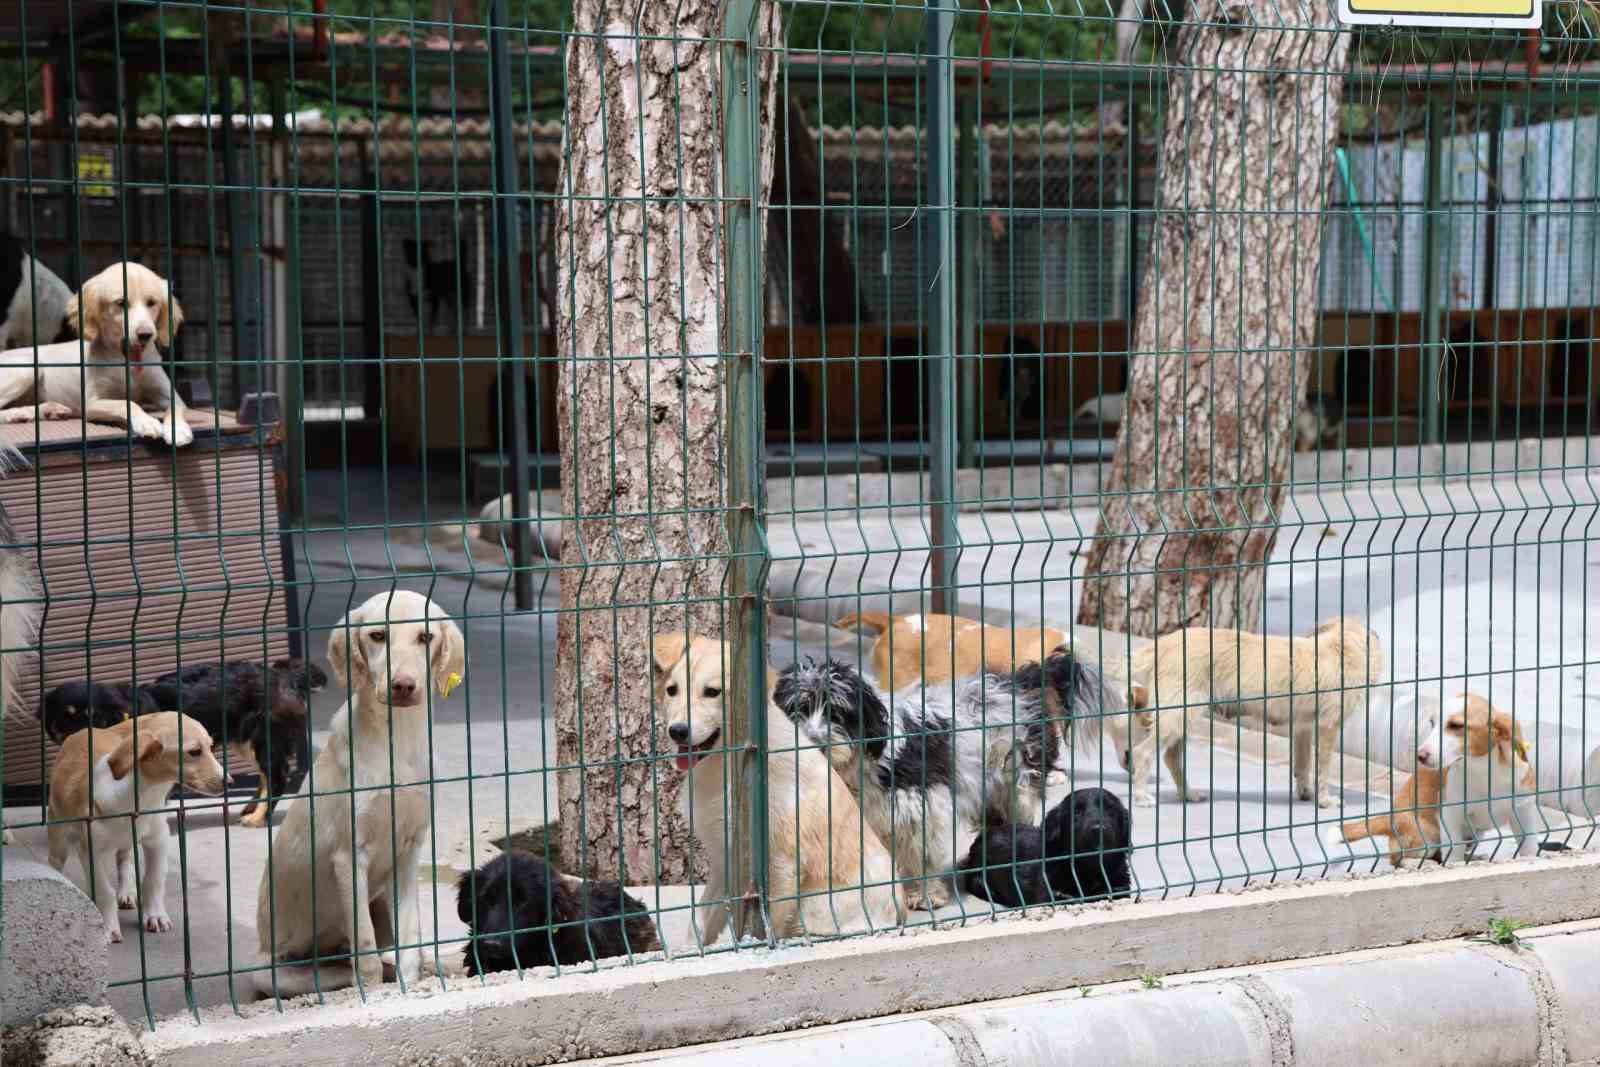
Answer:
[1118, 617, 1384, 808]
[256, 590, 465, 995]
[1416, 692, 1540, 863]
[47, 712, 228, 943]
[654, 633, 903, 944]
[0, 262, 192, 445]
[836, 611, 1069, 693]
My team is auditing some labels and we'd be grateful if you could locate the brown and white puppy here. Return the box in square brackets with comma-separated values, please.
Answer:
[1117, 616, 1384, 807]
[46, 712, 228, 943]
[836, 611, 1069, 694]
[1328, 763, 1446, 869]
[654, 633, 903, 944]
[0, 262, 191, 446]
[256, 590, 465, 995]
[1416, 692, 1540, 863]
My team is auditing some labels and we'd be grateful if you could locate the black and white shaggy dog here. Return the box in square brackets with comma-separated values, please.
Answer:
[961, 787, 1133, 908]
[456, 851, 660, 976]
[774, 646, 1116, 910]
[0, 233, 74, 351]
[38, 680, 159, 744]
[141, 657, 327, 827]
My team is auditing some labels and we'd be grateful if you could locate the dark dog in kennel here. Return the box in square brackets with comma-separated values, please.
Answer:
[402, 236, 473, 329]
[457, 851, 661, 975]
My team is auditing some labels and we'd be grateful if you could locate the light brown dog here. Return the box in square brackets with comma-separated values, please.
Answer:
[836, 611, 1069, 692]
[654, 633, 903, 943]
[47, 712, 227, 943]
[1331, 764, 1446, 868]
[1117, 616, 1384, 808]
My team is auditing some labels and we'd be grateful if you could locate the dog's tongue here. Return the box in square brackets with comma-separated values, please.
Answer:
[674, 746, 698, 773]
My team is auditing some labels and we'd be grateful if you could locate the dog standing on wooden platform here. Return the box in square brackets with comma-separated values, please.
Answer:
[835, 611, 1069, 693]
[1117, 617, 1384, 808]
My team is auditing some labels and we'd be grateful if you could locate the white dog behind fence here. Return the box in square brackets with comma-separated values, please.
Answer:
[254, 590, 465, 996]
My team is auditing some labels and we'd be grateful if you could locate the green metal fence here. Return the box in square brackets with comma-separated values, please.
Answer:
[0, 0, 1597, 1032]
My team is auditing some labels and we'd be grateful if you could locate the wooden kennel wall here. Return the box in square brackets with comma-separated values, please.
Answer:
[0, 414, 291, 791]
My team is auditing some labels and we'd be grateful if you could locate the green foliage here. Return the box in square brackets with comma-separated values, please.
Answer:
[1482, 917, 1531, 948]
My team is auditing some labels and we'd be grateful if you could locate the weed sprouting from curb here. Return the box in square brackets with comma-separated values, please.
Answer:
[1480, 917, 1531, 949]
[1138, 972, 1163, 990]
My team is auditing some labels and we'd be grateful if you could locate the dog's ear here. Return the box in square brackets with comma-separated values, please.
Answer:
[430, 615, 467, 699]
[652, 634, 688, 678]
[327, 609, 368, 692]
[1128, 683, 1150, 709]
[64, 287, 98, 344]
[158, 291, 184, 348]
[108, 730, 164, 780]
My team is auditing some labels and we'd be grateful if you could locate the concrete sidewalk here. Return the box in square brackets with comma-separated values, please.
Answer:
[585, 920, 1600, 1067]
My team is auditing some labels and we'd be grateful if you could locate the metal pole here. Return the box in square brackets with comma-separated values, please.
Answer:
[1420, 99, 1445, 445]
[926, 0, 959, 615]
[1124, 99, 1140, 325]
[721, 0, 770, 945]
[957, 89, 978, 470]
[488, 0, 534, 611]
[221, 70, 252, 403]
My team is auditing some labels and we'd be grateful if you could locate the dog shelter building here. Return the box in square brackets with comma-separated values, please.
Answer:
[3, 0, 1600, 1061]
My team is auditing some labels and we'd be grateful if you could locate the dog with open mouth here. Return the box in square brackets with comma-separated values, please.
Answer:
[655, 633, 903, 945]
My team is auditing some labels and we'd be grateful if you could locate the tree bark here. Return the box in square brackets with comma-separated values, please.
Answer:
[555, 3, 781, 882]
[1077, 3, 1352, 638]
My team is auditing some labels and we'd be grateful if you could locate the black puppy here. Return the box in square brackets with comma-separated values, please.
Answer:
[457, 851, 660, 976]
[402, 237, 471, 328]
[141, 657, 327, 827]
[38, 680, 158, 745]
[962, 787, 1133, 907]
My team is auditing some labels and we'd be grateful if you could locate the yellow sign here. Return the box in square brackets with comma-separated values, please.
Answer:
[78, 147, 116, 199]
[1340, 0, 1538, 26]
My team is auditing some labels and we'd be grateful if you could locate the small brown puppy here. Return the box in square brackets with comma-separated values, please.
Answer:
[47, 712, 228, 943]
[1118, 616, 1384, 808]
[837, 611, 1069, 692]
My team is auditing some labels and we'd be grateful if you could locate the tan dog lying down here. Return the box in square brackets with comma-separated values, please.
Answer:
[654, 634, 904, 943]
[1331, 763, 1446, 868]
[836, 611, 1069, 691]
[1116, 617, 1384, 808]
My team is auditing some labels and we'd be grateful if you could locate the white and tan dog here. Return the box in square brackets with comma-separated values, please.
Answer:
[1415, 692, 1541, 863]
[0, 261, 192, 446]
[655, 633, 903, 944]
[256, 590, 465, 994]
[47, 712, 228, 943]
[1118, 617, 1384, 807]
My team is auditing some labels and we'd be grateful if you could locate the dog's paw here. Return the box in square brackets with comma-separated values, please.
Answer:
[38, 401, 74, 420]
[167, 419, 195, 447]
[1315, 793, 1337, 810]
[1182, 789, 1208, 804]
[0, 408, 34, 424]
[144, 911, 174, 933]
[354, 959, 385, 988]
[131, 412, 165, 440]
[117, 891, 138, 911]
[105, 923, 124, 944]
[239, 806, 269, 829]
[1043, 769, 1069, 787]
[908, 885, 951, 912]
[1133, 792, 1156, 808]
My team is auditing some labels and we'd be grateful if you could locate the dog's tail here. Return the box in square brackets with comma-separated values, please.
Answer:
[834, 612, 894, 636]
[1321, 818, 1391, 866]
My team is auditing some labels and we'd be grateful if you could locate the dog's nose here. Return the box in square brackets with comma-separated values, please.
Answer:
[135, 328, 156, 345]
[391, 674, 418, 701]
[667, 722, 690, 745]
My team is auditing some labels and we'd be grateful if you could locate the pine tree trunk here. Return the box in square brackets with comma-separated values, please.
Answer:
[1077, 3, 1351, 638]
[554, 2, 781, 882]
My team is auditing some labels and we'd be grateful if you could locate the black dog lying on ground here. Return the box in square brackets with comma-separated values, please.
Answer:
[961, 787, 1133, 907]
[141, 658, 327, 827]
[457, 851, 661, 976]
[41, 658, 326, 827]
[38, 680, 158, 744]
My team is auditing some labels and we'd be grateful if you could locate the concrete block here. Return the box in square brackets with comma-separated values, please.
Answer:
[594, 1019, 959, 1067]
[0, 1006, 147, 1067]
[1, 856, 108, 1026]
[1526, 928, 1600, 1062]
[953, 983, 1273, 1067]
[1256, 947, 1540, 1067]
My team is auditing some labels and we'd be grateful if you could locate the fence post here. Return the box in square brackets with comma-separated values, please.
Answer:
[489, 0, 535, 611]
[1420, 99, 1446, 445]
[957, 90, 979, 470]
[720, 0, 771, 943]
[925, 0, 960, 614]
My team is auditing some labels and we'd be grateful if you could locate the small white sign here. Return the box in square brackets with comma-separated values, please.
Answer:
[1338, 0, 1540, 28]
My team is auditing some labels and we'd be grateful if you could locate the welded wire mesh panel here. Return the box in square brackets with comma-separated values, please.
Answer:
[0, 0, 1596, 1039]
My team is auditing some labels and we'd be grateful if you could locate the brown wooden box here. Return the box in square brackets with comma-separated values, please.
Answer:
[0, 414, 290, 790]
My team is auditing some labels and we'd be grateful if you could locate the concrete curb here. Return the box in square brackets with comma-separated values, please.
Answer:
[594, 925, 1600, 1067]
[1, 854, 108, 1026]
[141, 851, 1600, 1066]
